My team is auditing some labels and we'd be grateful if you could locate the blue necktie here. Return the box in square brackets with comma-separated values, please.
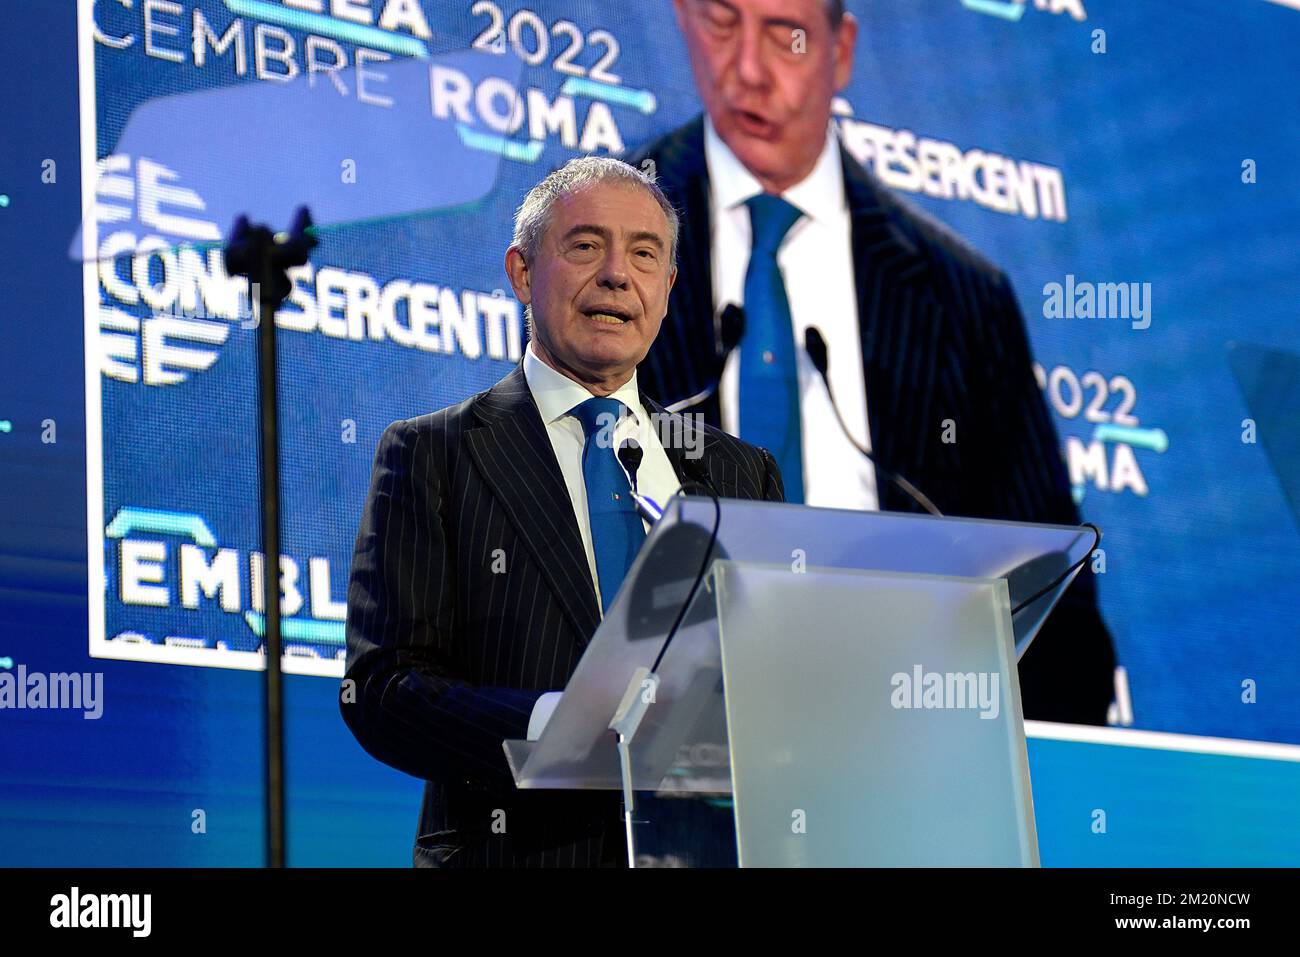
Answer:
[740, 193, 805, 503]
[572, 397, 646, 614]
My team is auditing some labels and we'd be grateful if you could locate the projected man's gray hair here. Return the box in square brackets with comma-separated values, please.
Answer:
[510, 156, 680, 267]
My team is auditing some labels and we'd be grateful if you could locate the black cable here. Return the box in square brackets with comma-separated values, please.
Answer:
[1009, 522, 1102, 616]
[649, 477, 722, 675]
[803, 327, 942, 517]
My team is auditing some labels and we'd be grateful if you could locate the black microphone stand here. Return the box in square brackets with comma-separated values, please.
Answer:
[223, 207, 318, 869]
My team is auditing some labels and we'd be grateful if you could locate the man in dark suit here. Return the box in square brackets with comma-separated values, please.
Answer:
[341, 156, 783, 867]
[626, 0, 1116, 723]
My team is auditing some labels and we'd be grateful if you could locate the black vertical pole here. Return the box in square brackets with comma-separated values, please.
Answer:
[253, 264, 286, 870]
[225, 208, 316, 870]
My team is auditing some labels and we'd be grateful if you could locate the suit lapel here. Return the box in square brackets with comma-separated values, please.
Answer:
[464, 365, 602, 644]
[842, 150, 942, 511]
[645, 118, 723, 412]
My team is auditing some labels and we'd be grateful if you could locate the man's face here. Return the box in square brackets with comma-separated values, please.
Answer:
[506, 181, 677, 390]
[675, 0, 857, 192]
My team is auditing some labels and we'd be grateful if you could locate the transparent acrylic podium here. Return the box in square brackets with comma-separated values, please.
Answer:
[503, 497, 1098, 867]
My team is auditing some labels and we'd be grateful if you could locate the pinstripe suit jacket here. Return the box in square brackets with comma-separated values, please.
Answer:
[342, 363, 784, 867]
[626, 116, 1116, 725]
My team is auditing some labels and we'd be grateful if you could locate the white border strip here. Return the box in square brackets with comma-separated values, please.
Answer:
[78, 0, 106, 668]
[1026, 720, 1300, 763]
[99, 639, 344, 677]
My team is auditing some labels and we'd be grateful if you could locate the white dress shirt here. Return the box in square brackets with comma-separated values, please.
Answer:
[522, 343, 682, 739]
[705, 117, 879, 511]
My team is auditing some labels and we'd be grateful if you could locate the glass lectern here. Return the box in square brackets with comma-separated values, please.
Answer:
[503, 496, 1097, 867]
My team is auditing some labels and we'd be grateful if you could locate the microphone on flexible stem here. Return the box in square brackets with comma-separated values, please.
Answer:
[717, 302, 746, 359]
[618, 439, 642, 484]
[803, 326, 943, 518]
[666, 304, 746, 413]
[617, 439, 664, 523]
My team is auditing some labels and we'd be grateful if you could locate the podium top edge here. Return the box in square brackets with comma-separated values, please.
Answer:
[665, 496, 1095, 538]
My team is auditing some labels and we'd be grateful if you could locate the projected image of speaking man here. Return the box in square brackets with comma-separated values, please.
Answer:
[626, 0, 1117, 724]
[342, 156, 783, 867]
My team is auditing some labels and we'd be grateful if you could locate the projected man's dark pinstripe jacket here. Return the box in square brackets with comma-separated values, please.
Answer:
[342, 364, 784, 868]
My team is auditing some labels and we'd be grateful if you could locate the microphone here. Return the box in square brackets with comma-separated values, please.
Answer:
[804, 323, 829, 380]
[617, 438, 643, 484]
[666, 304, 745, 413]
[717, 302, 746, 358]
[803, 326, 943, 518]
[618, 439, 664, 523]
[800, 327, 832, 382]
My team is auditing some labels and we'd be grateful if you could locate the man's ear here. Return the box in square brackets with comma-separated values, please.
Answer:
[667, 264, 679, 296]
[505, 246, 532, 306]
[833, 11, 858, 91]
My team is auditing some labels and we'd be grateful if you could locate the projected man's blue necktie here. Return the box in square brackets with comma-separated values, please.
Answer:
[741, 193, 805, 503]
[573, 397, 646, 614]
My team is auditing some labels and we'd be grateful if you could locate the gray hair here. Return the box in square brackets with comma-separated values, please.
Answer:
[510, 155, 680, 267]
